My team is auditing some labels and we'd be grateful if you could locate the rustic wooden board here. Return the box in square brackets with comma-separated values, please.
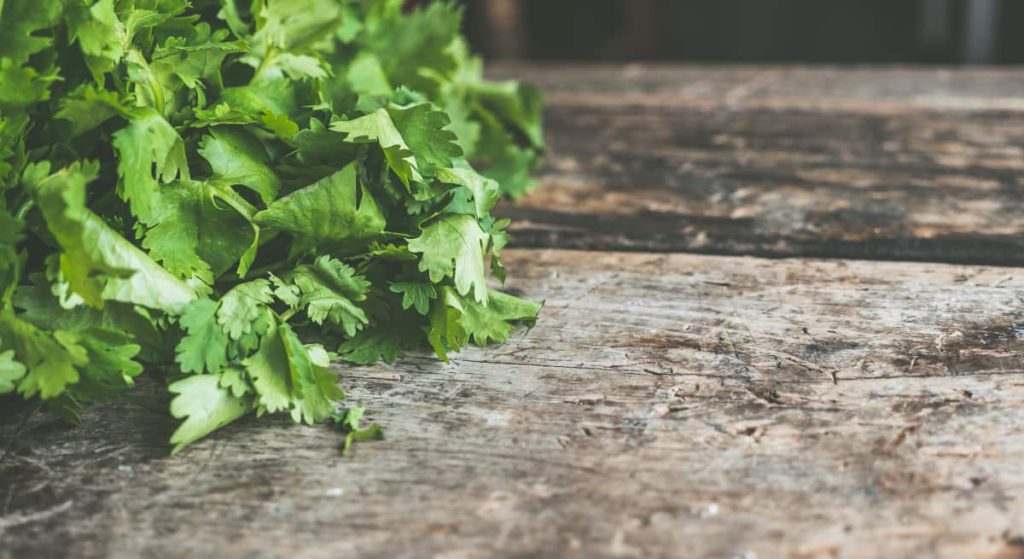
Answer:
[488, 64, 1024, 112]
[490, 65, 1024, 266]
[4, 249, 1024, 559]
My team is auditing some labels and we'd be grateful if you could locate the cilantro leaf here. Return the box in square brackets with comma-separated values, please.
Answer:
[142, 180, 257, 284]
[249, 0, 342, 54]
[218, 280, 275, 341]
[358, 1, 461, 95]
[262, 53, 330, 81]
[331, 407, 384, 456]
[169, 373, 252, 453]
[0, 342, 28, 394]
[436, 164, 500, 218]
[242, 318, 340, 423]
[338, 316, 424, 365]
[426, 288, 541, 361]
[389, 282, 436, 315]
[198, 128, 281, 204]
[450, 288, 541, 346]
[331, 103, 463, 185]
[64, 0, 127, 81]
[175, 298, 229, 375]
[28, 162, 198, 315]
[112, 110, 191, 226]
[56, 85, 124, 137]
[331, 108, 421, 185]
[253, 163, 386, 251]
[408, 214, 490, 304]
[242, 318, 293, 414]
[388, 103, 464, 177]
[278, 322, 339, 424]
[281, 256, 371, 336]
[0, 311, 85, 400]
[0, 59, 60, 110]
[0, 0, 64, 64]
[426, 293, 466, 363]
[0, 209, 24, 305]
[150, 25, 245, 91]
[219, 365, 252, 398]
[73, 329, 144, 402]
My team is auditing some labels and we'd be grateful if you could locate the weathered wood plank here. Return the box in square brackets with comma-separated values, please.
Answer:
[3, 249, 1024, 558]
[490, 65, 1024, 266]
[488, 64, 1024, 112]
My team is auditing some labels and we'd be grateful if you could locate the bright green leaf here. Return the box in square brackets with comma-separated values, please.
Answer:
[198, 128, 280, 204]
[389, 281, 436, 315]
[169, 373, 251, 453]
[408, 214, 489, 304]
[175, 298, 229, 374]
[28, 161, 197, 315]
[112, 110, 191, 226]
[254, 163, 385, 251]
[0, 342, 27, 394]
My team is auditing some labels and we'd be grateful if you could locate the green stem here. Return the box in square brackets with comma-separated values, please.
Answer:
[14, 199, 34, 221]
[128, 50, 165, 115]
[208, 183, 259, 221]
[148, 74, 166, 116]
[245, 258, 293, 279]
[252, 47, 279, 82]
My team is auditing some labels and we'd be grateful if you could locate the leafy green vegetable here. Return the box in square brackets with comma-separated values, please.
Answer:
[0, 0, 543, 453]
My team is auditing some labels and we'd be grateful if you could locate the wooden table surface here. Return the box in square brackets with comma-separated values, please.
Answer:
[4, 65, 1024, 559]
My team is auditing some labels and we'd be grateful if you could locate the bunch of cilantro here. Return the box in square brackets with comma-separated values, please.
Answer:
[0, 0, 544, 452]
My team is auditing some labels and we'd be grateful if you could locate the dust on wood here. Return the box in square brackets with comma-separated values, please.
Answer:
[3, 249, 1024, 559]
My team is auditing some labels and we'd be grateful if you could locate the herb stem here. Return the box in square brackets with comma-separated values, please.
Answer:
[128, 49, 166, 115]
[252, 47, 279, 81]
[14, 199, 34, 221]
[245, 259, 291, 278]
[209, 183, 259, 221]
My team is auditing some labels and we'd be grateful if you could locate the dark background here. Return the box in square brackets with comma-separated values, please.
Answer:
[460, 0, 1021, 65]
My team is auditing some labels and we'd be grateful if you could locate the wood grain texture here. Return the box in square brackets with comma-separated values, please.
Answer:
[4, 249, 1024, 559]
[490, 65, 1024, 265]
[488, 64, 1024, 112]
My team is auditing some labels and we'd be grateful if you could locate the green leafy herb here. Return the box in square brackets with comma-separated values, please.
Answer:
[331, 407, 384, 456]
[0, 0, 543, 453]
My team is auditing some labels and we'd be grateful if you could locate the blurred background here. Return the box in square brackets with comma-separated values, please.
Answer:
[459, 0, 1019, 65]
